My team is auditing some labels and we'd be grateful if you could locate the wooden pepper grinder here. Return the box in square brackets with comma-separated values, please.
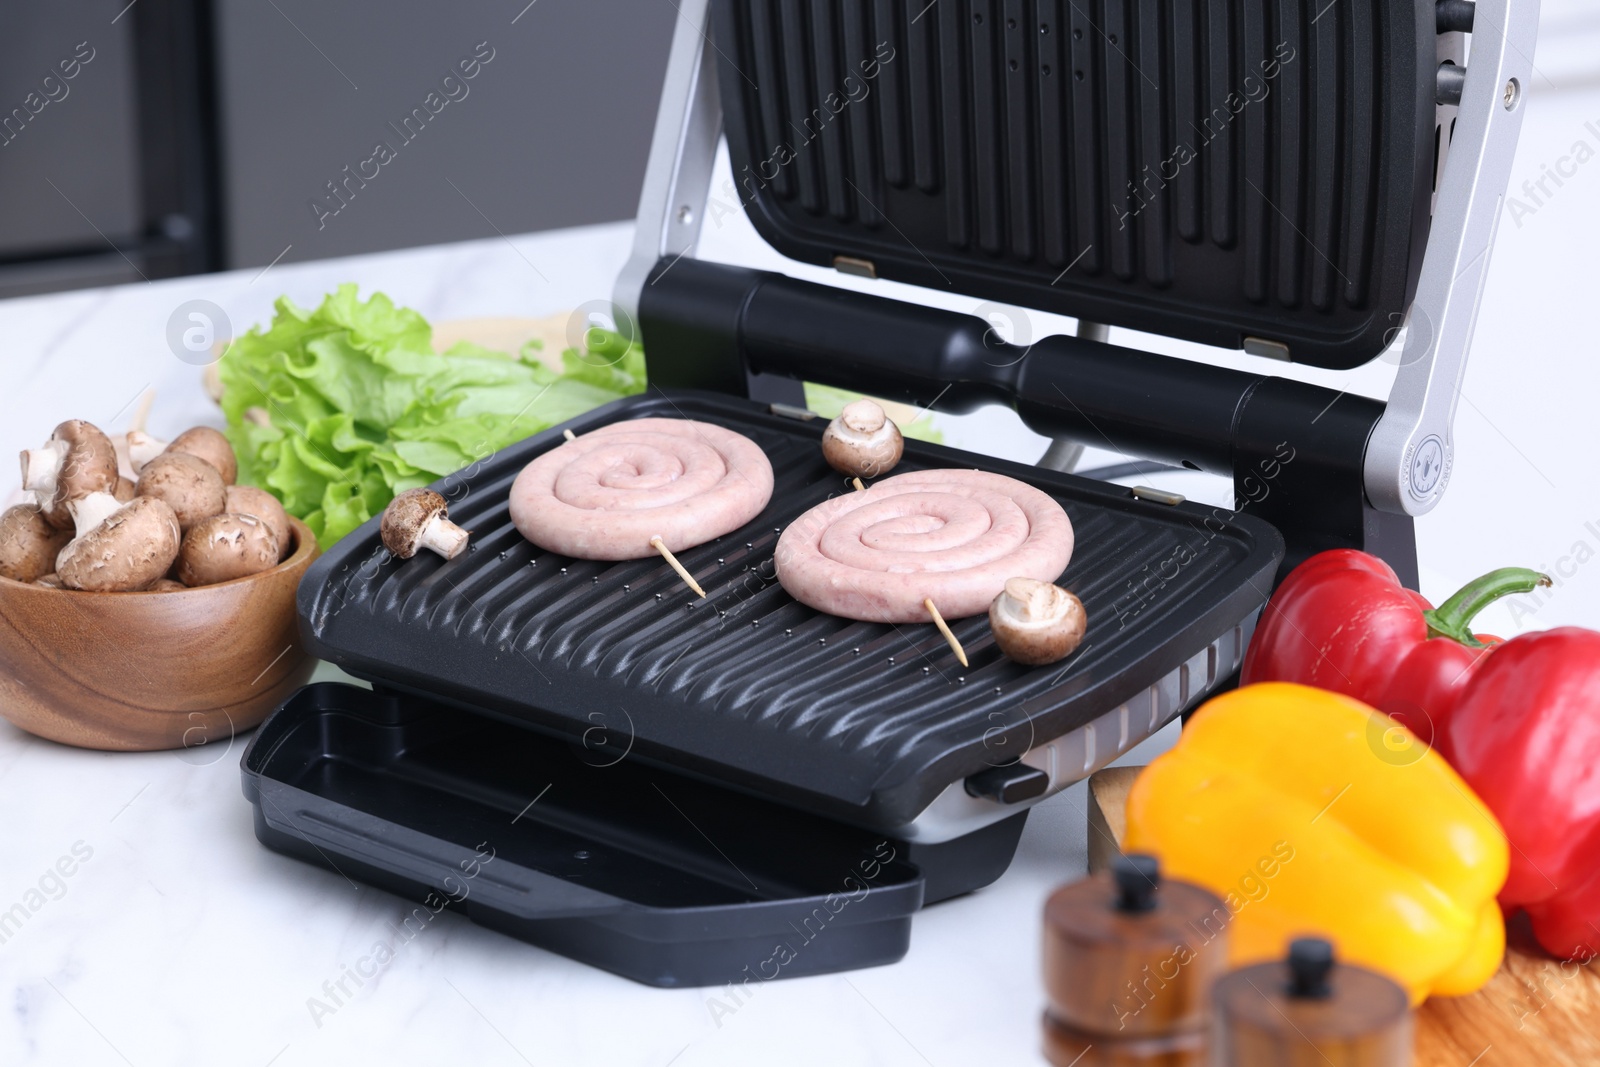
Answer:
[1212, 938, 1413, 1067]
[1042, 853, 1230, 1066]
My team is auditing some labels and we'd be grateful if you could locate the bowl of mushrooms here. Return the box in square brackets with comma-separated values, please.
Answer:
[0, 419, 319, 751]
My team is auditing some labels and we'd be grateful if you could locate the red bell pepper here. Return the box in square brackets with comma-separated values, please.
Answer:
[1244, 549, 1600, 961]
[1441, 628, 1600, 960]
[1240, 549, 1546, 743]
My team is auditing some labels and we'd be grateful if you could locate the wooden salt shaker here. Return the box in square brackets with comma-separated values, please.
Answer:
[1212, 938, 1412, 1067]
[1042, 853, 1231, 1066]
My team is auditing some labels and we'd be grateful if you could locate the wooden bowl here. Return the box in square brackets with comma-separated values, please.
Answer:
[0, 517, 320, 751]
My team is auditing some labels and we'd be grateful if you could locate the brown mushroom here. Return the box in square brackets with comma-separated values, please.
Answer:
[56, 494, 183, 592]
[224, 485, 293, 560]
[176, 513, 280, 586]
[19, 420, 120, 529]
[380, 488, 469, 560]
[35, 572, 64, 589]
[988, 577, 1088, 666]
[171, 426, 238, 485]
[113, 476, 137, 503]
[136, 452, 227, 532]
[0, 504, 74, 583]
[125, 430, 164, 472]
[821, 399, 904, 480]
[148, 578, 187, 593]
[128, 426, 237, 484]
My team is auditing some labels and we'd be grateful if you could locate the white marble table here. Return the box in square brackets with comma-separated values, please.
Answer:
[4, 30, 1600, 1064]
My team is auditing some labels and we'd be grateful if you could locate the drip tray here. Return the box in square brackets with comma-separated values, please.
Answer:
[242, 683, 1028, 987]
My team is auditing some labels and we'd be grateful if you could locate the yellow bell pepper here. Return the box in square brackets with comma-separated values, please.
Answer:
[1123, 682, 1508, 1004]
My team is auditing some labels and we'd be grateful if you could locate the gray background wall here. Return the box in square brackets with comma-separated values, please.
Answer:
[213, 0, 675, 269]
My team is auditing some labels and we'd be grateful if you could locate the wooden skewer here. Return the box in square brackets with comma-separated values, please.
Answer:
[651, 536, 706, 599]
[851, 477, 866, 492]
[562, 428, 577, 442]
[924, 598, 969, 667]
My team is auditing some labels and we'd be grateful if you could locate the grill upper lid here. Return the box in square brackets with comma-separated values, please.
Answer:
[710, 0, 1437, 370]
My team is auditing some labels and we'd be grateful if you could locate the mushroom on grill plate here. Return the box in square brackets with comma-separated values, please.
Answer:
[820, 399, 904, 480]
[381, 489, 469, 560]
[988, 577, 1088, 666]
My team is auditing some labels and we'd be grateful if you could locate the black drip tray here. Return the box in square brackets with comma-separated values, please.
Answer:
[296, 389, 1282, 830]
[242, 683, 1027, 987]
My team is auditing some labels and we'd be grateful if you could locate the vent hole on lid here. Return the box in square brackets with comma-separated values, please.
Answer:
[973, 11, 983, 24]
[1109, 34, 1118, 44]
[1042, 64, 1051, 76]
[1040, 22, 1050, 33]
[1009, 58, 1019, 71]
[1073, 27, 1083, 39]
[1007, 17, 1017, 29]
[1075, 69, 1084, 80]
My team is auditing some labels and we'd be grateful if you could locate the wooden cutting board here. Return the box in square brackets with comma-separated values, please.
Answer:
[1086, 767, 1600, 1066]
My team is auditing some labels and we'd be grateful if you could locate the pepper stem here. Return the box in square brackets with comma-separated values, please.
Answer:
[1424, 567, 1552, 646]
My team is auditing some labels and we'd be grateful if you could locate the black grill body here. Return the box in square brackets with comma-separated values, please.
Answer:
[241, 0, 1501, 988]
[245, 392, 1279, 986]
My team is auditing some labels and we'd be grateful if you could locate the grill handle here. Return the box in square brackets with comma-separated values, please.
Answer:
[639, 256, 1415, 585]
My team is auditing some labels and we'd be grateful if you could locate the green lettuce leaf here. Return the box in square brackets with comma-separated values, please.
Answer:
[219, 285, 645, 546]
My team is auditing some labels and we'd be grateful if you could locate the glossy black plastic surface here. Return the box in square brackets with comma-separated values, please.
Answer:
[709, 0, 1438, 369]
[242, 682, 1028, 987]
[295, 391, 1283, 831]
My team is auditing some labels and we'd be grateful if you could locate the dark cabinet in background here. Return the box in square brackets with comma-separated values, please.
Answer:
[0, 0, 675, 297]
[211, 0, 674, 270]
[0, 0, 217, 297]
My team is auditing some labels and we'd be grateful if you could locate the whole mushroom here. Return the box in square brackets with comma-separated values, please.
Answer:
[224, 485, 293, 560]
[56, 493, 183, 592]
[821, 399, 904, 480]
[176, 513, 280, 586]
[0, 504, 74, 583]
[128, 426, 238, 484]
[380, 488, 469, 560]
[19, 420, 120, 529]
[988, 577, 1088, 666]
[136, 452, 227, 531]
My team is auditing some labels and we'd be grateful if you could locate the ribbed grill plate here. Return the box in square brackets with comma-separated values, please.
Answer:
[298, 392, 1282, 830]
[712, 0, 1435, 369]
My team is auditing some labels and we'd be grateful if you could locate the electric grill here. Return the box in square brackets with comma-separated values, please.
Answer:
[243, 0, 1534, 987]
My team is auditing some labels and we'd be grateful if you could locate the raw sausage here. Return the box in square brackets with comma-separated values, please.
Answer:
[775, 469, 1073, 622]
[509, 418, 774, 559]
